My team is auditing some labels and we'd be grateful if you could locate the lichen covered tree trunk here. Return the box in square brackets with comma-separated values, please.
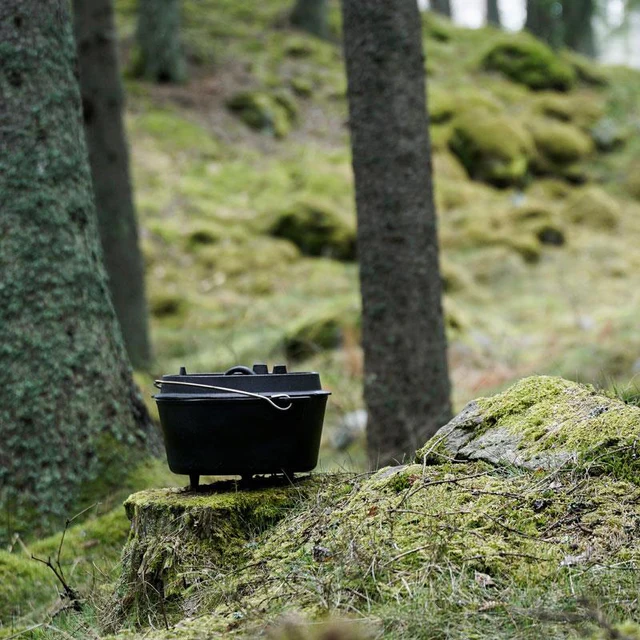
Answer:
[525, 0, 564, 49]
[0, 0, 157, 540]
[290, 0, 329, 39]
[562, 0, 596, 57]
[74, 0, 152, 370]
[341, 0, 452, 467]
[431, 0, 451, 18]
[134, 0, 185, 83]
[487, 0, 501, 27]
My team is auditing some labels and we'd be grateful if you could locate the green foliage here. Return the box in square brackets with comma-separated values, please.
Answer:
[482, 36, 576, 91]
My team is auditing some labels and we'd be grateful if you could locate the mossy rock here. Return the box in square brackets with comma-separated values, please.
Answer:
[482, 36, 576, 91]
[282, 300, 360, 360]
[508, 202, 566, 246]
[625, 162, 640, 200]
[418, 376, 640, 482]
[148, 291, 188, 320]
[422, 11, 454, 42]
[440, 259, 474, 293]
[449, 112, 533, 187]
[560, 186, 620, 230]
[428, 87, 457, 124]
[433, 151, 468, 182]
[268, 199, 356, 261]
[590, 117, 627, 152]
[226, 90, 297, 138]
[527, 118, 594, 175]
[533, 93, 604, 130]
[290, 76, 314, 97]
[560, 49, 609, 87]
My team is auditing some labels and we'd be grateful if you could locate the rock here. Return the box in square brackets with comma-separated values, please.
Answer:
[268, 198, 356, 261]
[482, 36, 576, 92]
[560, 186, 620, 230]
[226, 90, 297, 138]
[533, 93, 605, 130]
[417, 375, 640, 478]
[448, 112, 533, 187]
[528, 119, 594, 172]
[590, 117, 627, 152]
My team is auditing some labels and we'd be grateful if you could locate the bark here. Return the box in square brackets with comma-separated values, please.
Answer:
[487, 0, 501, 27]
[74, 0, 152, 370]
[341, 0, 452, 467]
[0, 0, 157, 540]
[525, 0, 564, 49]
[562, 0, 596, 57]
[290, 0, 329, 39]
[134, 0, 185, 83]
[431, 0, 451, 18]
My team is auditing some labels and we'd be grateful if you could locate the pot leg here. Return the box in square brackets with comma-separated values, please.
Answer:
[189, 474, 200, 491]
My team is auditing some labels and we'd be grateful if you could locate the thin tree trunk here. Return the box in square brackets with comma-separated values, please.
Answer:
[487, 0, 501, 27]
[562, 0, 596, 57]
[525, 0, 564, 49]
[341, 0, 452, 467]
[134, 0, 185, 83]
[291, 0, 329, 39]
[431, 0, 451, 17]
[0, 0, 157, 540]
[74, 0, 152, 370]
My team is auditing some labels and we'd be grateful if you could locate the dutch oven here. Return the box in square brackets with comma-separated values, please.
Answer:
[154, 363, 330, 488]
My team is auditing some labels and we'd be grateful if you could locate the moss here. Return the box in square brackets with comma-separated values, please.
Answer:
[533, 93, 604, 130]
[440, 259, 473, 293]
[482, 36, 576, 91]
[132, 109, 220, 158]
[226, 90, 297, 138]
[282, 299, 360, 360]
[625, 162, 640, 201]
[560, 187, 620, 230]
[419, 376, 640, 483]
[428, 87, 456, 124]
[449, 112, 533, 187]
[149, 291, 188, 319]
[560, 49, 609, 87]
[111, 479, 319, 627]
[422, 11, 454, 42]
[291, 76, 314, 97]
[433, 151, 468, 182]
[268, 199, 356, 261]
[527, 118, 594, 174]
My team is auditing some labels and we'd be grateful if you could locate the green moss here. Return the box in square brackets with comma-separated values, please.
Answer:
[449, 112, 533, 187]
[560, 187, 620, 230]
[282, 299, 360, 360]
[268, 199, 356, 261]
[428, 87, 456, 124]
[419, 376, 640, 483]
[533, 93, 604, 130]
[528, 118, 594, 171]
[482, 36, 576, 91]
[132, 109, 220, 157]
[560, 49, 609, 87]
[226, 90, 297, 138]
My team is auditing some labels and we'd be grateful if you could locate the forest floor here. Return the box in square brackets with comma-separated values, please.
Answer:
[3, 0, 640, 637]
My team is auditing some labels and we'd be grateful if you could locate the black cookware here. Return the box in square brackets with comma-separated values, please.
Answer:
[154, 364, 330, 488]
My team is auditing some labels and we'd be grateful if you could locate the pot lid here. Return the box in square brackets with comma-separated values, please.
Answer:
[154, 364, 329, 399]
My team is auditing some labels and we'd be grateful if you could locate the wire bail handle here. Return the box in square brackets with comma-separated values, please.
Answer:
[153, 379, 292, 411]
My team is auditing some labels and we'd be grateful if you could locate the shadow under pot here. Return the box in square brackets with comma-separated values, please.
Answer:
[154, 363, 330, 489]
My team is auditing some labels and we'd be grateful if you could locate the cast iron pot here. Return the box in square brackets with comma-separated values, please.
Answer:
[154, 363, 330, 488]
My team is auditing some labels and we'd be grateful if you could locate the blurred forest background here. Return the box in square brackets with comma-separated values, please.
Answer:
[2, 0, 640, 635]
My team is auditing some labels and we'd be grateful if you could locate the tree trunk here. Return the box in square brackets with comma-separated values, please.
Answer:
[525, 0, 564, 49]
[290, 0, 329, 39]
[73, 0, 152, 370]
[431, 0, 451, 18]
[134, 0, 185, 83]
[562, 0, 596, 57]
[487, 0, 501, 27]
[0, 0, 157, 540]
[341, 0, 452, 467]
